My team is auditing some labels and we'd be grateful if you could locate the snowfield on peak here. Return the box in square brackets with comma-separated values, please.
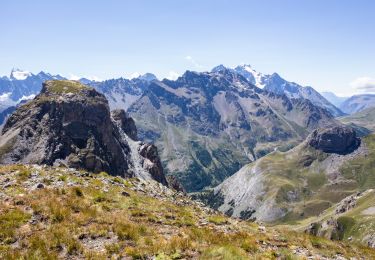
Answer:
[10, 69, 32, 80]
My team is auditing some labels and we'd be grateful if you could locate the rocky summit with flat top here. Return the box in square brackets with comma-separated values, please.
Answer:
[0, 80, 167, 185]
[307, 126, 360, 155]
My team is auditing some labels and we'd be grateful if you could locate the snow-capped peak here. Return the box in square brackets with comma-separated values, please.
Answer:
[10, 68, 32, 80]
[234, 64, 267, 88]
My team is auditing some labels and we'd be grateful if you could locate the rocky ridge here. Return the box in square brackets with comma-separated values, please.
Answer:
[0, 80, 167, 185]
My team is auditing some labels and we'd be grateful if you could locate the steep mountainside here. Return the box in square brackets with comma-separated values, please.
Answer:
[301, 189, 375, 248]
[204, 126, 375, 246]
[0, 80, 166, 184]
[339, 107, 375, 131]
[339, 94, 375, 114]
[233, 65, 344, 117]
[203, 128, 375, 247]
[0, 165, 373, 259]
[128, 68, 338, 191]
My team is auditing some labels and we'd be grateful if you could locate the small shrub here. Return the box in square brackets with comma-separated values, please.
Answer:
[105, 243, 121, 255]
[17, 168, 32, 180]
[241, 238, 258, 253]
[58, 175, 67, 182]
[208, 215, 228, 225]
[0, 208, 30, 242]
[114, 222, 145, 241]
[73, 187, 84, 197]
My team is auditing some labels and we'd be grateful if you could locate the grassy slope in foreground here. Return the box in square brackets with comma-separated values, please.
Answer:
[291, 189, 375, 247]
[0, 165, 374, 259]
[284, 134, 375, 246]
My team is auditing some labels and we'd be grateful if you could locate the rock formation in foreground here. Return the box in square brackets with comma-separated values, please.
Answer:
[0, 80, 167, 185]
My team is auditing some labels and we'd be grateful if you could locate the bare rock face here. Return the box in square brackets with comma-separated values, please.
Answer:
[307, 126, 360, 155]
[139, 143, 167, 185]
[111, 109, 137, 141]
[0, 80, 167, 185]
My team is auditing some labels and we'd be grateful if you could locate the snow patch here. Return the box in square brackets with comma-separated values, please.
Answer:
[10, 68, 32, 80]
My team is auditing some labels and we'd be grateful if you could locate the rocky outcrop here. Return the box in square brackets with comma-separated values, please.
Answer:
[139, 143, 167, 185]
[111, 109, 137, 140]
[307, 126, 360, 155]
[0, 80, 167, 185]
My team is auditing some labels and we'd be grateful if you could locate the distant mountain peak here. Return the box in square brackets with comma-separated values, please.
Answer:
[10, 68, 32, 80]
[211, 64, 229, 73]
[234, 64, 266, 88]
[137, 73, 158, 82]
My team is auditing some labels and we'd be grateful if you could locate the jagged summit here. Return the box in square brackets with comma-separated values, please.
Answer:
[10, 68, 32, 80]
[0, 80, 167, 185]
[234, 64, 267, 88]
[211, 64, 229, 73]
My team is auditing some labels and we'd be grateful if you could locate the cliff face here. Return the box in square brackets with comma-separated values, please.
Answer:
[0, 80, 167, 185]
[307, 126, 361, 155]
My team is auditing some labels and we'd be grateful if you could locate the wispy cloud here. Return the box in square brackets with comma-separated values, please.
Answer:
[166, 71, 179, 80]
[185, 55, 204, 68]
[86, 75, 102, 82]
[69, 73, 102, 82]
[350, 76, 375, 93]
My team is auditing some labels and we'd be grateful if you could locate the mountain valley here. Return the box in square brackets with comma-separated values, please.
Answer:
[0, 72, 374, 258]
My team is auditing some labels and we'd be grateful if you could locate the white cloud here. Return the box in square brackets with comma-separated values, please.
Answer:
[350, 76, 375, 93]
[86, 75, 102, 82]
[129, 72, 141, 79]
[0, 92, 11, 102]
[68, 73, 102, 82]
[185, 55, 204, 68]
[69, 74, 80, 80]
[166, 71, 179, 80]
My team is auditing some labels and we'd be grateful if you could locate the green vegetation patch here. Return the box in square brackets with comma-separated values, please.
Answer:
[45, 80, 89, 94]
[341, 134, 375, 189]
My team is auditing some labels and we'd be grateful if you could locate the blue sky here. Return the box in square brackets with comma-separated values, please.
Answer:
[1, 0, 374, 96]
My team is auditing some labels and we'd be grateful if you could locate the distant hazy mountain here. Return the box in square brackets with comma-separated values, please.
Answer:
[340, 107, 375, 132]
[128, 68, 337, 191]
[0, 69, 156, 116]
[0, 69, 63, 112]
[84, 74, 157, 110]
[339, 94, 375, 114]
[321, 91, 348, 107]
[230, 65, 344, 117]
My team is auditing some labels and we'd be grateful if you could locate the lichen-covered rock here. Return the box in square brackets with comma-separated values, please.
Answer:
[307, 126, 360, 154]
[0, 80, 167, 185]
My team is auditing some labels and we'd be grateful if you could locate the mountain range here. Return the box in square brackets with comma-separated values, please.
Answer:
[0, 66, 374, 193]
[1, 77, 375, 252]
[233, 65, 345, 117]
